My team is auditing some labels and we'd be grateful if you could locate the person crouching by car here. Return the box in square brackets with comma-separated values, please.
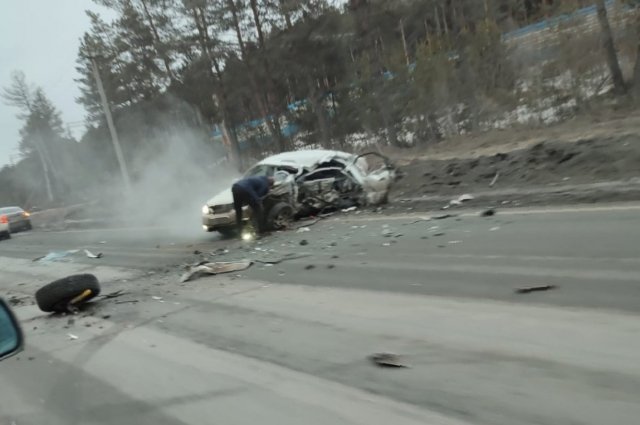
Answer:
[231, 176, 275, 236]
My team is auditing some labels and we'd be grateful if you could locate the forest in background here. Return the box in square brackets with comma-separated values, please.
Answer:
[2, 0, 639, 209]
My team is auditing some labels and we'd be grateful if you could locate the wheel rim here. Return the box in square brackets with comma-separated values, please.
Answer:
[273, 209, 293, 228]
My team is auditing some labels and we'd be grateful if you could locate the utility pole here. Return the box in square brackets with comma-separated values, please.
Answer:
[88, 56, 132, 193]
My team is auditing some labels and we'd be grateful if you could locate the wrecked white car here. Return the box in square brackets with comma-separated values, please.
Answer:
[202, 149, 397, 236]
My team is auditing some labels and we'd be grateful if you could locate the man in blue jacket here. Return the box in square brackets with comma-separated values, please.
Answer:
[232, 176, 275, 236]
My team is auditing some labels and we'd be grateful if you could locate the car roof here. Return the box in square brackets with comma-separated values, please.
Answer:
[257, 149, 354, 169]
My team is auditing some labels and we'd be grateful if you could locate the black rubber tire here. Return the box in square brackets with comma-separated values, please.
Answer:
[35, 274, 101, 313]
[266, 202, 294, 230]
[24, 222, 32, 231]
[217, 227, 238, 239]
[0, 231, 10, 240]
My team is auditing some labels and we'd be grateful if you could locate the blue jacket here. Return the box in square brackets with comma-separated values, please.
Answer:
[232, 176, 270, 204]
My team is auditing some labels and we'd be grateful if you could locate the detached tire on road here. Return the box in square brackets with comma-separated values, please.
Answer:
[266, 202, 294, 230]
[35, 274, 101, 313]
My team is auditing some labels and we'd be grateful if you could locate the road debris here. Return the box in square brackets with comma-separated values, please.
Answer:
[515, 284, 557, 294]
[68, 333, 79, 340]
[433, 214, 455, 220]
[84, 249, 103, 259]
[296, 227, 311, 233]
[368, 353, 408, 368]
[405, 217, 431, 225]
[100, 290, 126, 300]
[299, 239, 309, 246]
[481, 208, 496, 217]
[253, 253, 311, 265]
[181, 260, 253, 283]
[35, 274, 101, 313]
[33, 250, 79, 263]
[304, 264, 316, 270]
[341, 206, 358, 213]
[152, 296, 163, 301]
[490, 226, 501, 231]
[448, 193, 475, 207]
[448, 240, 462, 244]
[115, 300, 139, 305]
[490, 172, 500, 187]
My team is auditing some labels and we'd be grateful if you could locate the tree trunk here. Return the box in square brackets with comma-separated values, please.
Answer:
[139, 0, 176, 83]
[308, 78, 331, 147]
[632, 13, 640, 95]
[227, 0, 286, 152]
[596, 0, 626, 94]
[189, 6, 241, 169]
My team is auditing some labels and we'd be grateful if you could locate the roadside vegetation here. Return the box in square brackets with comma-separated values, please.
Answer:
[2, 0, 640, 209]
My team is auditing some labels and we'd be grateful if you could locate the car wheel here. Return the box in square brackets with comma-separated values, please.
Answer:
[217, 227, 238, 239]
[25, 222, 32, 231]
[266, 202, 294, 230]
[35, 274, 101, 313]
[0, 231, 10, 240]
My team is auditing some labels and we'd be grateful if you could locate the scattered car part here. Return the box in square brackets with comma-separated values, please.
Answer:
[516, 284, 557, 294]
[181, 260, 253, 283]
[84, 249, 103, 259]
[481, 208, 496, 217]
[35, 274, 101, 313]
[33, 250, 79, 263]
[368, 353, 408, 368]
[299, 239, 309, 246]
[253, 254, 311, 265]
[490, 172, 500, 187]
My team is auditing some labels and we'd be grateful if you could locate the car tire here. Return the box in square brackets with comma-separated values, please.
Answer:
[0, 231, 10, 240]
[266, 202, 294, 230]
[24, 222, 32, 231]
[217, 227, 238, 239]
[35, 274, 101, 313]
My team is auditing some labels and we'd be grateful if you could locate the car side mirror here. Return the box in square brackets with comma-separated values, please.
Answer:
[0, 298, 24, 361]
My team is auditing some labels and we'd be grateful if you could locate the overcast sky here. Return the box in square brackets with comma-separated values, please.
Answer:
[0, 1, 113, 167]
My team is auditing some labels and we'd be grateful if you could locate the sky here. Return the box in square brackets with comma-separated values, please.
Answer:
[0, 1, 112, 167]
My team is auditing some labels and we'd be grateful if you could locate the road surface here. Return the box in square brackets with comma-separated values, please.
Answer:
[1, 203, 639, 425]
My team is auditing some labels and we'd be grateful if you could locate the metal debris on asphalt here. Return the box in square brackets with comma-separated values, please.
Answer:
[515, 284, 557, 294]
[253, 253, 311, 265]
[481, 208, 496, 217]
[304, 264, 316, 270]
[433, 214, 455, 220]
[299, 239, 309, 246]
[68, 334, 79, 340]
[33, 250, 79, 263]
[84, 249, 103, 259]
[181, 260, 253, 283]
[368, 353, 408, 368]
[490, 172, 500, 187]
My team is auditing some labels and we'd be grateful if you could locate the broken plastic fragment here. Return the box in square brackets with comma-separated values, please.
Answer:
[84, 249, 103, 259]
[368, 353, 408, 368]
[181, 260, 253, 283]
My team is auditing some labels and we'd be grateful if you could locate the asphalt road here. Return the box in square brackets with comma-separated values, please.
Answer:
[1, 203, 640, 425]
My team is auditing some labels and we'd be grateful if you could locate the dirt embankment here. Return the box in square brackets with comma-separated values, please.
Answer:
[390, 120, 640, 209]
